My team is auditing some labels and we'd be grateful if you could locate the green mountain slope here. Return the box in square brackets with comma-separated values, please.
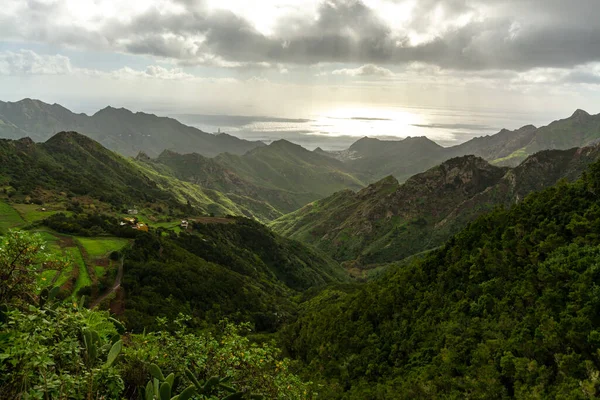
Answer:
[342, 136, 448, 183]
[0, 132, 174, 207]
[525, 109, 600, 155]
[437, 146, 600, 233]
[0, 132, 280, 221]
[0, 99, 87, 141]
[141, 148, 320, 214]
[272, 156, 507, 266]
[138, 140, 368, 216]
[282, 158, 600, 399]
[0, 98, 264, 157]
[122, 217, 349, 332]
[448, 124, 538, 161]
[216, 139, 366, 196]
[272, 146, 600, 266]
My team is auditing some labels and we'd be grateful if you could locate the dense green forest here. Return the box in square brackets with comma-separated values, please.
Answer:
[121, 217, 348, 332]
[279, 160, 600, 398]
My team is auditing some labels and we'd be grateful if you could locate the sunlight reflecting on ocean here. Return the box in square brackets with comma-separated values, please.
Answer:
[173, 106, 555, 151]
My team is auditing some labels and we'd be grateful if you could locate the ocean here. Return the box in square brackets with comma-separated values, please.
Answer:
[171, 106, 560, 151]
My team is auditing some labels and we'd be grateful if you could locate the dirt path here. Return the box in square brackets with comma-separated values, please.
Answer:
[90, 257, 124, 309]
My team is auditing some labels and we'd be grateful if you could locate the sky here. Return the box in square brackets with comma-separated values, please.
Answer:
[2, 0, 600, 144]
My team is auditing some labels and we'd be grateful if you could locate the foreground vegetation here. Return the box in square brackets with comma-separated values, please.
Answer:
[0, 230, 311, 399]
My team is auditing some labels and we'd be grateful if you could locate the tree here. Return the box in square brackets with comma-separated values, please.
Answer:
[0, 230, 66, 307]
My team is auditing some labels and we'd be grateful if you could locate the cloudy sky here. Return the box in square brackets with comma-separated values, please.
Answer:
[2, 0, 600, 127]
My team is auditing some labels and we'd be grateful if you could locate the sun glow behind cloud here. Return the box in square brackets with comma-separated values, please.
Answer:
[205, 0, 321, 36]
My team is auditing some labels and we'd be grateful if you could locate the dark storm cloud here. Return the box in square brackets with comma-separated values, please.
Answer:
[4, 0, 600, 71]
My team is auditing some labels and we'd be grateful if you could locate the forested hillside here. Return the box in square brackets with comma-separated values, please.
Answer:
[140, 140, 367, 215]
[216, 140, 366, 200]
[281, 158, 600, 398]
[273, 145, 600, 268]
[0, 131, 285, 221]
[121, 217, 348, 332]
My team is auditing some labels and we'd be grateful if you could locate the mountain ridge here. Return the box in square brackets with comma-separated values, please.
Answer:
[0, 131, 286, 221]
[0, 98, 265, 157]
[144, 139, 369, 216]
[4, 98, 600, 200]
[271, 144, 600, 268]
[322, 109, 600, 181]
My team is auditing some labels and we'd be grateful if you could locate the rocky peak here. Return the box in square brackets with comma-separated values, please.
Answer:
[16, 137, 35, 146]
[135, 151, 152, 162]
[572, 109, 590, 118]
[270, 139, 302, 149]
[405, 155, 506, 195]
[570, 109, 591, 123]
[157, 149, 181, 159]
[46, 131, 85, 142]
[93, 106, 133, 117]
[13, 137, 36, 152]
[17, 98, 44, 107]
[44, 132, 102, 152]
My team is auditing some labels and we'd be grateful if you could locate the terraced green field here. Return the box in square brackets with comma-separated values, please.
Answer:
[68, 246, 91, 296]
[76, 237, 130, 259]
[0, 201, 25, 233]
[26, 231, 71, 288]
[152, 220, 183, 234]
[1, 201, 128, 300]
[11, 203, 72, 223]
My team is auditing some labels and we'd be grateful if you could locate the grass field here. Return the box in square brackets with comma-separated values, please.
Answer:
[11, 204, 71, 223]
[94, 265, 106, 279]
[53, 264, 74, 288]
[68, 247, 91, 296]
[492, 148, 529, 165]
[0, 201, 26, 233]
[152, 220, 180, 229]
[76, 237, 130, 259]
[39, 269, 60, 285]
[153, 220, 183, 234]
[36, 231, 63, 251]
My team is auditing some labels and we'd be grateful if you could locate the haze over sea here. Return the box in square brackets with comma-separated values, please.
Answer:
[171, 106, 559, 151]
